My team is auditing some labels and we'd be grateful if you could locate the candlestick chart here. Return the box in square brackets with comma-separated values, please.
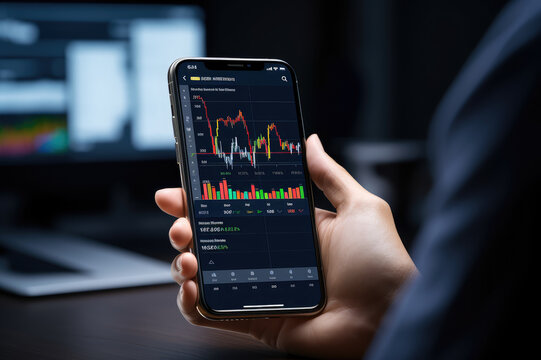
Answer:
[191, 94, 302, 169]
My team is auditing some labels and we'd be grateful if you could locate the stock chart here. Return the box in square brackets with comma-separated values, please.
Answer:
[182, 83, 306, 203]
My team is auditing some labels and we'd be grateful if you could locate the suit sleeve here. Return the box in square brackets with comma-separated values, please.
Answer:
[366, 1, 541, 359]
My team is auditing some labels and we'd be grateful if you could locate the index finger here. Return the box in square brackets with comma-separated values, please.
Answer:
[155, 188, 187, 218]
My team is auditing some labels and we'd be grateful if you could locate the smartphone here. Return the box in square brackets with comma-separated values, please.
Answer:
[167, 57, 325, 319]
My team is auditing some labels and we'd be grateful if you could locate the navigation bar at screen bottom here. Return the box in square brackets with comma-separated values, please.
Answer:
[202, 266, 318, 284]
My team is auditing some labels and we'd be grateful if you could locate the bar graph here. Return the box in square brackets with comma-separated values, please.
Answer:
[201, 180, 305, 200]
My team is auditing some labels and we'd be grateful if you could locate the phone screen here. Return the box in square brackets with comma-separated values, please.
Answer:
[173, 59, 324, 314]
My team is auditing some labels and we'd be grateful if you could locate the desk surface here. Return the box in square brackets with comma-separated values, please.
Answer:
[0, 284, 298, 359]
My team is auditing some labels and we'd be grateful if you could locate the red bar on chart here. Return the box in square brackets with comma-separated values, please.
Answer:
[251, 184, 256, 199]
[248, 193, 253, 199]
[203, 183, 208, 200]
[272, 190, 276, 199]
[219, 182, 224, 198]
[284, 192, 289, 199]
[223, 180, 228, 199]
[212, 187, 217, 200]
[236, 190, 240, 199]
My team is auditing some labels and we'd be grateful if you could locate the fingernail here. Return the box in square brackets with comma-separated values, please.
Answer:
[310, 134, 324, 151]
[176, 256, 183, 272]
[313, 134, 325, 152]
[169, 233, 180, 251]
[156, 188, 167, 197]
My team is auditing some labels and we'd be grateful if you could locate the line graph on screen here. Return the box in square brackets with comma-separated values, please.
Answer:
[194, 95, 301, 168]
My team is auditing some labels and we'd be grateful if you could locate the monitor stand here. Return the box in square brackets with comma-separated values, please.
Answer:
[0, 229, 173, 296]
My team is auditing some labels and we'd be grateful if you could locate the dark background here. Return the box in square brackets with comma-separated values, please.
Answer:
[0, 0, 509, 256]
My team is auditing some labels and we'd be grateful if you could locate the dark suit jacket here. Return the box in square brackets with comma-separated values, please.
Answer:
[367, 1, 541, 358]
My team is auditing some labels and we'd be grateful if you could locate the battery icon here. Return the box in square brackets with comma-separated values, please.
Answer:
[190, 76, 200, 81]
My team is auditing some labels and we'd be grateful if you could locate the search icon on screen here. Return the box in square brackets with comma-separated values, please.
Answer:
[281, 75, 287, 82]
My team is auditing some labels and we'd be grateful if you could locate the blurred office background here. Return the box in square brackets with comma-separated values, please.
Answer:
[0, 0, 508, 295]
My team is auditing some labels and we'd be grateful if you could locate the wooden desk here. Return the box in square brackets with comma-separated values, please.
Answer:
[0, 284, 297, 359]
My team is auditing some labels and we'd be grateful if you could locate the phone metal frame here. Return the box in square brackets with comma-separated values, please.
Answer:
[167, 57, 326, 319]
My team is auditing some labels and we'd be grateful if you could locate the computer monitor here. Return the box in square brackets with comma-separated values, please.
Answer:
[0, 2, 205, 164]
[0, 2, 205, 296]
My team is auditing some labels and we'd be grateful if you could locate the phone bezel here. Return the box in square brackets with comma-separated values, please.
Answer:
[167, 57, 326, 319]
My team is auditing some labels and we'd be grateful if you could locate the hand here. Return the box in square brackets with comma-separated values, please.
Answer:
[155, 134, 417, 359]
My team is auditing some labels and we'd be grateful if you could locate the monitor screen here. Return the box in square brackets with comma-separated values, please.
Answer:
[0, 3, 205, 164]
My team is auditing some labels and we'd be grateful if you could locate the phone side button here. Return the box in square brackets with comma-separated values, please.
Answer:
[172, 116, 180, 139]
[175, 138, 181, 165]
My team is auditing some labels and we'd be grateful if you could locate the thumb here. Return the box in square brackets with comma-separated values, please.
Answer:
[305, 134, 367, 210]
